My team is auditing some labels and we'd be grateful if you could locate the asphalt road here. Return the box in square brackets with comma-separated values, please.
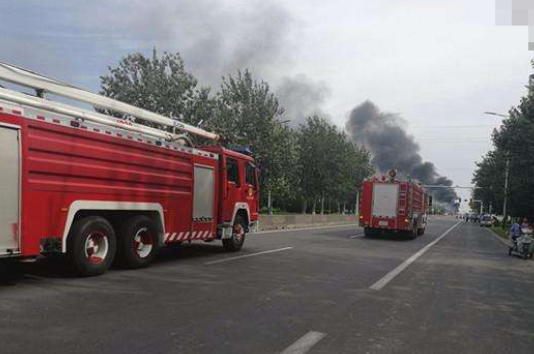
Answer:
[1, 216, 533, 354]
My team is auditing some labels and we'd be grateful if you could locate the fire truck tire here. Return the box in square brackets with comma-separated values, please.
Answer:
[364, 227, 374, 237]
[117, 216, 160, 269]
[223, 215, 246, 252]
[409, 225, 418, 240]
[67, 216, 117, 277]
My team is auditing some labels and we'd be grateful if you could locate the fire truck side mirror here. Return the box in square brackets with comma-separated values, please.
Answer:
[428, 196, 433, 207]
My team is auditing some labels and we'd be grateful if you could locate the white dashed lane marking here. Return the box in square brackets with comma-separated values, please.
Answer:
[369, 221, 462, 290]
[204, 247, 293, 265]
[279, 331, 327, 354]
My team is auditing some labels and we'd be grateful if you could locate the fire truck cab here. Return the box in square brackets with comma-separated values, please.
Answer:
[202, 146, 260, 239]
[0, 62, 259, 276]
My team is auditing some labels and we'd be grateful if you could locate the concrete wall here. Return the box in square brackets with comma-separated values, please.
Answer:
[258, 214, 358, 231]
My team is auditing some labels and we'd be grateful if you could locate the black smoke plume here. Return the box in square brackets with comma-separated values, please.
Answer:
[276, 74, 331, 128]
[346, 101, 457, 204]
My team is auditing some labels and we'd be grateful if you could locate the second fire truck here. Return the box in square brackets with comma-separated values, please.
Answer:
[359, 170, 430, 238]
[0, 62, 259, 276]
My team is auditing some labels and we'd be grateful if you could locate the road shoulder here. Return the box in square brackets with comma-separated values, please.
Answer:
[486, 226, 512, 247]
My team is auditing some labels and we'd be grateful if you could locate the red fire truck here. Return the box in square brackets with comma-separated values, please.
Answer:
[0, 63, 259, 276]
[359, 170, 429, 239]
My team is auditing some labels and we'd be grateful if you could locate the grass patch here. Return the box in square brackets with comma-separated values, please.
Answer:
[490, 225, 508, 239]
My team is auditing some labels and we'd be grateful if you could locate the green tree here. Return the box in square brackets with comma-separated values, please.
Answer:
[472, 150, 506, 214]
[298, 116, 330, 213]
[296, 116, 373, 214]
[473, 59, 534, 220]
[338, 140, 374, 213]
[99, 49, 214, 128]
[267, 124, 301, 209]
[209, 70, 296, 212]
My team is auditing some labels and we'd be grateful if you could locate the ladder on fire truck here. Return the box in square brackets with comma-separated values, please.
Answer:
[0, 62, 219, 142]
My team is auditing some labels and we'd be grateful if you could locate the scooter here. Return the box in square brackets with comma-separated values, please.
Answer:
[509, 228, 534, 259]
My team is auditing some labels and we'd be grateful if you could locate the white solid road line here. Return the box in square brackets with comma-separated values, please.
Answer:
[349, 234, 365, 238]
[280, 331, 327, 354]
[256, 223, 356, 235]
[369, 221, 462, 291]
[204, 247, 293, 265]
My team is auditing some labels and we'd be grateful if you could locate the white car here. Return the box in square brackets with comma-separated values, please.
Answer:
[479, 214, 494, 227]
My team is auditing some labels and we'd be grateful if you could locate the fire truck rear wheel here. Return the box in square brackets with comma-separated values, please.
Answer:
[223, 215, 246, 252]
[68, 216, 117, 277]
[117, 216, 160, 269]
[410, 225, 418, 239]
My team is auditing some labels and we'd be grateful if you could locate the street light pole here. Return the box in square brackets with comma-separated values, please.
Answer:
[503, 157, 510, 227]
[484, 111, 509, 118]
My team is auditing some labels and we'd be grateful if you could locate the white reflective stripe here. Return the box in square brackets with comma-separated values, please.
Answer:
[165, 230, 216, 241]
[165, 232, 175, 242]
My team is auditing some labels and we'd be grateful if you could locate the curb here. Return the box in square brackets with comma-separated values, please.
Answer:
[257, 223, 356, 234]
[486, 227, 512, 247]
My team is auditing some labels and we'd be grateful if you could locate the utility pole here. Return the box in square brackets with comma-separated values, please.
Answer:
[503, 157, 510, 227]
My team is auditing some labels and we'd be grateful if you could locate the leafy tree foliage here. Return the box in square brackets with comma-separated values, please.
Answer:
[99, 48, 214, 127]
[473, 59, 534, 219]
[207, 70, 296, 210]
[472, 151, 505, 214]
[298, 116, 374, 213]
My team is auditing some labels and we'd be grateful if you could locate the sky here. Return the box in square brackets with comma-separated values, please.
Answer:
[1, 0, 532, 209]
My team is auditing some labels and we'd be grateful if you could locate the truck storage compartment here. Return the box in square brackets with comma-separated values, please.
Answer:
[0, 125, 20, 256]
[372, 183, 399, 218]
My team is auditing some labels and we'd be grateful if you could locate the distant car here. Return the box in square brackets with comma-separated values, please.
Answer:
[479, 214, 494, 227]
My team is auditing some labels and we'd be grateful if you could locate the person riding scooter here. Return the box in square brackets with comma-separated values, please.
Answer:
[510, 221, 522, 242]
[509, 219, 534, 259]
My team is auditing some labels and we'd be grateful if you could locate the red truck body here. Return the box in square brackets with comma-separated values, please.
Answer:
[0, 68, 259, 275]
[359, 175, 429, 238]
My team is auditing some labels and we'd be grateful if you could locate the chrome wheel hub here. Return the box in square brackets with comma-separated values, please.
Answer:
[133, 227, 153, 258]
[84, 232, 109, 264]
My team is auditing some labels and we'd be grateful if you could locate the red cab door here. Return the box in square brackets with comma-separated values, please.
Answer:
[244, 161, 259, 221]
[222, 156, 242, 223]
